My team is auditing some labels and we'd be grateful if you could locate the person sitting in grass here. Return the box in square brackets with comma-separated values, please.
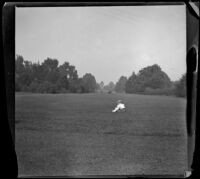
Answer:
[112, 100, 126, 113]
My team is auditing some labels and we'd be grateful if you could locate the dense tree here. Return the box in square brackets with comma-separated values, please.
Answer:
[115, 76, 127, 93]
[15, 55, 33, 90]
[174, 74, 186, 97]
[137, 64, 172, 89]
[16, 55, 183, 96]
[41, 58, 59, 83]
[125, 72, 139, 93]
[39, 81, 58, 93]
[58, 62, 78, 80]
[125, 64, 172, 93]
[96, 81, 104, 92]
[58, 62, 78, 90]
[56, 76, 70, 90]
[99, 81, 104, 89]
[15, 55, 80, 93]
[15, 55, 98, 94]
[69, 78, 85, 93]
[31, 62, 43, 82]
[96, 83, 101, 91]
[15, 55, 25, 74]
[82, 73, 97, 93]
[103, 81, 115, 92]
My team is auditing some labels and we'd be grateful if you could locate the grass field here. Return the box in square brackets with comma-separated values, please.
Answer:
[15, 93, 187, 176]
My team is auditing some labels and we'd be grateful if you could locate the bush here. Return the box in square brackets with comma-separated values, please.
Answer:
[28, 81, 39, 92]
[144, 87, 175, 96]
[174, 74, 186, 97]
[39, 81, 59, 93]
[27, 81, 59, 93]
[57, 88, 70, 93]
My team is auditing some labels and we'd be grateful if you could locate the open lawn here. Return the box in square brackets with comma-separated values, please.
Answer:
[15, 93, 187, 176]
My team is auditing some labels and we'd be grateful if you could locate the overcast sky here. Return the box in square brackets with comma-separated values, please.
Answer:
[16, 5, 186, 84]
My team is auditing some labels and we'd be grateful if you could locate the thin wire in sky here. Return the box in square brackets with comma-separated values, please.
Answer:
[95, 8, 141, 26]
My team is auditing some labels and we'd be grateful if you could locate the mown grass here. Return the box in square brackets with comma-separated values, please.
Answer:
[15, 93, 187, 176]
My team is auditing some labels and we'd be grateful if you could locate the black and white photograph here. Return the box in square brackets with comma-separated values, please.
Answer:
[15, 4, 189, 177]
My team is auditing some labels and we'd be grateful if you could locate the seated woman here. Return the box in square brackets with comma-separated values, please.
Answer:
[112, 100, 126, 113]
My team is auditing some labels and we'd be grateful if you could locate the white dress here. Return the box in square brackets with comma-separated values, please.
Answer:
[112, 103, 125, 112]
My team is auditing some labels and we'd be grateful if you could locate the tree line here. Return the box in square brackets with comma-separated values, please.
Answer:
[15, 55, 186, 97]
[15, 55, 97, 93]
[114, 64, 186, 97]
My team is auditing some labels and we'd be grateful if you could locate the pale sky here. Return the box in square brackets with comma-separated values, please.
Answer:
[16, 5, 186, 84]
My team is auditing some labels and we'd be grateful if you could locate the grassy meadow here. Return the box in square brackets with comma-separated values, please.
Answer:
[15, 93, 187, 176]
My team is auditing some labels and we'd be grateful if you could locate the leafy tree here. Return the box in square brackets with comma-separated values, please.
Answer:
[15, 55, 80, 93]
[41, 58, 59, 83]
[69, 78, 85, 93]
[15, 55, 33, 90]
[15, 55, 25, 90]
[15, 55, 175, 96]
[96, 81, 104, 92]
[42, 58, 59, 71]
[137, 64, 172, 89]
[58, 62, 78, 80]
[31, 62, 44, 83]
[125, 64, 172, 94]
[103, 81, 115, 92]
[174, 74, 186, 97]
[56, 76, 69, 90]
[58, 62, 78, 90]
[82, 73, 97, 93]
[99, 81, 104, 89]
[125, 72, 138, 93]
[96, 83, 101, 91]
[28, 80, 40, 93]
[39, 81, 58, 93]
[115, 76, 127, 93]
[15, 55, 25, 74]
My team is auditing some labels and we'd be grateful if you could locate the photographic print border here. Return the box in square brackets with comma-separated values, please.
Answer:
[2, 1, 199, 178]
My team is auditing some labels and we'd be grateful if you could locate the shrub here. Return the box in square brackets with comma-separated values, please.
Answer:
[39, 81, 59, 93]
[144, 87, 175, 96]
[28, 81, 40, 92]
[174, 74, 186, 97]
